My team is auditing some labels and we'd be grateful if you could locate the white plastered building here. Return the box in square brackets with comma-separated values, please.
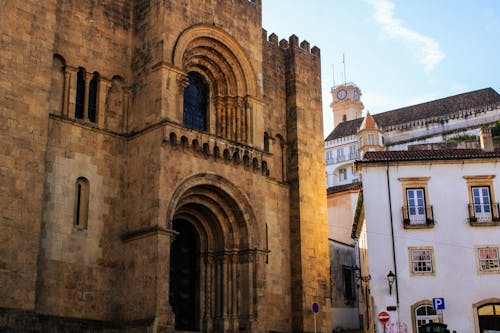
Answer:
[355, 149, 500, 333]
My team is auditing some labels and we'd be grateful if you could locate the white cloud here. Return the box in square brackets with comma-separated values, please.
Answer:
[367, 0, 445, 72]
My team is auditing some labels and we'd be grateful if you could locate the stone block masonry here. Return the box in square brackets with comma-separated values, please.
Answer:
[0, 1, 332, 332]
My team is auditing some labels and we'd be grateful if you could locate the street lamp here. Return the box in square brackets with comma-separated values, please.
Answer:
[352, 266, 371, 282]
[387, 270, 396, 295]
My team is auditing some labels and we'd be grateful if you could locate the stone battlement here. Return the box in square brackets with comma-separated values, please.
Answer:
[262, 29, 320, 57]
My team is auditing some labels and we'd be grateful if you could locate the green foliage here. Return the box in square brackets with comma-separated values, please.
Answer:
[491, 121, 500, 139]
[445, 134, 478, 142]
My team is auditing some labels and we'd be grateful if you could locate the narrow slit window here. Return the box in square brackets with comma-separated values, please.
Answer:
[264, 132, 270, 152]
[88, 73, 99, 123]
[75, 68, 85, 119]
[74, 177, 89, 230]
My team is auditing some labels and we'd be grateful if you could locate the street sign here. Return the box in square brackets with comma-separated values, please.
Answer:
[432, 298, 445, 310]
[378, 311, 390, 323]
[311, 303, 319, 333]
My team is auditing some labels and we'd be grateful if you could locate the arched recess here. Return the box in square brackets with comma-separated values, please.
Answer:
[166, 173, 262, 332]
[49, 54, 66, 115]
[104, 75, 126, 132]
[275, 134, 287, 181]
[173, 25, 258, 144]
[333, 162, 353, 185]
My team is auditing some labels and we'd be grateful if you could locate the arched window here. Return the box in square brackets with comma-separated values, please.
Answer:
[74, 177, 90, 230]
[478, 303, 500, 332]
[88, 72, 99, 123]
[75, 68, 85, 119]
[412, 303, 442, 332]
[183, 72, 208, 131]
[342, 114, 347, 122]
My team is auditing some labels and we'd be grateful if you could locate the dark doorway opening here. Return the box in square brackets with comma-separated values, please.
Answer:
[479, 303, 500, 331]
[169, 220, 200, 331]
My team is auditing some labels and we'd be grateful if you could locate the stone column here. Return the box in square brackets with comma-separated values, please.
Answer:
[202, 253, 214, 332]
[176, 73, 189, 123]
[84, 72, 93, 121]
[62, 67, 72, 117]
[65, 66, 78, 120]
[98, 78, 112, 129]
[123, 88, 130, 133]
[153, 229, 177, 333]
[215, 97, 224, 137]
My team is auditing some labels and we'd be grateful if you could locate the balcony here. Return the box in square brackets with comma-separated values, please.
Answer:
[402, 205, 434, 229]
[468, 203, 500, 226]
[325, 154, 357, 165]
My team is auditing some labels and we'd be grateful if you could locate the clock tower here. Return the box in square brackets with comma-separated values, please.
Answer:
[330, 83, 364, 129]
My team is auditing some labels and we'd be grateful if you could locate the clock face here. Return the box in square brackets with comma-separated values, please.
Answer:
[337, 89, 347, 100]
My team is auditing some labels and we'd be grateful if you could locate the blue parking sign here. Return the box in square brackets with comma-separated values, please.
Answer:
[432, 298, 445, 310]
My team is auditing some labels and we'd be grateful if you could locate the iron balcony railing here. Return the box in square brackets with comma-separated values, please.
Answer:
[402, 205, 434, 227]
[468, 202, 500, 223]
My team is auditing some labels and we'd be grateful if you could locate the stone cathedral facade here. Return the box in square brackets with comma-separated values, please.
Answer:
[0, 1, 332, 332]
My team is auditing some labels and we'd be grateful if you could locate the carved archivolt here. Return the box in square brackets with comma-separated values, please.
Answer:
[173, 25, 258, 144]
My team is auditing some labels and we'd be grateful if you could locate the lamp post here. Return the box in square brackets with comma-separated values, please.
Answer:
[352, 266, 371, 282]
[387, 270, 396, 295]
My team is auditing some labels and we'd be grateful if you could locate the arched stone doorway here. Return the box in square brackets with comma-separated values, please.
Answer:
[167, 174, 262, 333]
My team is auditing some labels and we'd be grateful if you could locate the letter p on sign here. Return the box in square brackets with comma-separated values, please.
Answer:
[432, 298, 445, 310]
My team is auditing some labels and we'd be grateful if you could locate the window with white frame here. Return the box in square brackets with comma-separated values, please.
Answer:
[339, 168, 347, 181]
[349, 145, 357, 159]
[414, 304, 441, 330]
[359, 136, 363, 147]
[368, 133, 375, 145]
[409, 247, 434, 274]
[477, 247, 500, 273]
[472, 186, 493, 222]
[464, 175, 498, 225]
[337, 148, 345, 161]
[407, 188, 426, 224]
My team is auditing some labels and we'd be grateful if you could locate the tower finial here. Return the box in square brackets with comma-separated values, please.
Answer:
[332, 64, 335, 88]
[342, 53, 347, 84]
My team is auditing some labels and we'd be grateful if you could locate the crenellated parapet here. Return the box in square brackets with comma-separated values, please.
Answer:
[262, 29, 320, 57]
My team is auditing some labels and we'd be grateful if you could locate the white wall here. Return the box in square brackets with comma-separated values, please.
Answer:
[361, 161, 500, 332]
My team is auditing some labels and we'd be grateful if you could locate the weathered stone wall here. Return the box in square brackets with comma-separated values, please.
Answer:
[0, 0, 57, 311]
[120, 128, 162, 323]
[129, 0, 263, 132]
[1, 1, 332, 332]
[53, 0, 132, 80]
[36, 119, 126, 321]
[155, 130, 291, 332]
[284, 36, 332, 332]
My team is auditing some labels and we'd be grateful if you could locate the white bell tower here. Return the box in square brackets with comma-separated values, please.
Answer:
[330, 83, 364, 129]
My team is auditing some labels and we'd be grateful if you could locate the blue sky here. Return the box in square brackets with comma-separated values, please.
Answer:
[262, 0, 500, 136]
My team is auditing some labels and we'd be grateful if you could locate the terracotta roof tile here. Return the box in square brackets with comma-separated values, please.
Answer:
[325, 88, 500, 141]
[327, 182, 362, 195]
[325, 118, 363, 141]
[359, 112, 378, 130]
[359, 149, 500, 162]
